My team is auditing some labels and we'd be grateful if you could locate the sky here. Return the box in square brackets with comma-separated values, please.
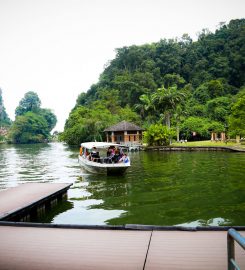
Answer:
[0, 0, 244, 131]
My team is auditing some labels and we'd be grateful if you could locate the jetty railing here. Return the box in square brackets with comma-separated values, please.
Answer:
[227, 228, 245, 270]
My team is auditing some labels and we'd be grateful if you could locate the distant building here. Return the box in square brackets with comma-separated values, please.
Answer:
[104, 120, 144, 144]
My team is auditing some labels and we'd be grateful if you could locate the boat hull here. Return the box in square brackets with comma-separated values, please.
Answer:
[78, 155, 130, 175]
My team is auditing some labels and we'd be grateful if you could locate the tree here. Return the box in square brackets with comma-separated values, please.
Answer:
[229, 92, 245, 137]
[39, 108, 57, 131]
[173, 104, 187, 142]
[206, 96, 231, 122]
[9, 112, 49, 143]
[15, 91, 41, 116]
[0, 88, 11, 126]
[117, 105, 141, 124]
[181, 116, 224, 140]
[60, 104, 116, 145]
[9, 91, 57, 143]
[152, 86, 186, 128]
[135, 94, 154, 118]
[97, 88, 121, 114]
[162, 73, 186, 88]
[206, 80, 225, 98]
[193, 84, 211, 104]
[143, 123, 175, 146]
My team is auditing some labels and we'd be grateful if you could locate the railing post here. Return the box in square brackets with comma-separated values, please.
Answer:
[227, 230, 235, 270]
[227, 228, 245, 270]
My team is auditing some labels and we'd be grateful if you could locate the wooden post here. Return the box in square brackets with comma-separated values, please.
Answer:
[136, 131, 139, 142]
[221, 132, 226, 141]
[111, 131, 115, 143]
[124, 131, 128, 143]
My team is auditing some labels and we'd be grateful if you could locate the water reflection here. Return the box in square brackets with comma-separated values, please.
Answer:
[177, 217, 232, 227]
[37, 200, 74, 223]
[47, 172, 126, 225]
[0, 143, 77, 189]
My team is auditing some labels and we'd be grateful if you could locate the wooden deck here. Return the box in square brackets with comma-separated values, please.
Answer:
[0, 183, 72, 220]
[146, 230, 245, 270]
[0, 224, 244, 269]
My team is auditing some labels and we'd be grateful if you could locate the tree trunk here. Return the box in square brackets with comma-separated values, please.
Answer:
[165, 112, 171, 129]
[165, 112, 172, 144]
[176, 125, 180, 142]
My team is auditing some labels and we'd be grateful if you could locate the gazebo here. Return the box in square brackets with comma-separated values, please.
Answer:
[104, 121, 144, 144]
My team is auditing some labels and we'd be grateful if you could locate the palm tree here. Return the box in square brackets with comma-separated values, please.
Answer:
[135, 94, 154, 118]
[152, 86, 186, 129]
[173, 104, 187, 142]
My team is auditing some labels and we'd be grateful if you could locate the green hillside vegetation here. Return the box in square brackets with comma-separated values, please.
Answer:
[0, 88, 11, 127]
[8, 91, 57, 144]
[61, 19, 245, 145]
[0, 89, 11, 142]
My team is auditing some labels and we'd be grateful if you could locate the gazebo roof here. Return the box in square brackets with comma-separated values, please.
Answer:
[104, 121, 144, 132]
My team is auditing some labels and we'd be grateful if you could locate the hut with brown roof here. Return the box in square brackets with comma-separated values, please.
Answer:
[104, 121, 144, 144]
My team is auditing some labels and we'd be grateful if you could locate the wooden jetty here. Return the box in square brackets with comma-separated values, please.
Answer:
[0, 183, 72, 221]
[0, 223, 244, 270]
[121, 142, 141, 151]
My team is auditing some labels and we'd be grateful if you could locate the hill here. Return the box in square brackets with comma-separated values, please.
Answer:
[61, 19, 245, 145]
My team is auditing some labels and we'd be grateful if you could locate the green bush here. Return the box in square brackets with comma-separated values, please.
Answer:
[143, 124, 175, 146]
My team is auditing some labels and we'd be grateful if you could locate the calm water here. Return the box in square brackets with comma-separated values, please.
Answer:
[0, 142, 245, 226]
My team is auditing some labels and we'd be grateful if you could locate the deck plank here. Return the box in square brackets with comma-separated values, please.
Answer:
[145, 230, 245, 270]
[0, 183, 71, 220]
[0, 226, 151, 270]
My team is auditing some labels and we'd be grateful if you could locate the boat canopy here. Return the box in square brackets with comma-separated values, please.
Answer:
[81, 142, 123, 150]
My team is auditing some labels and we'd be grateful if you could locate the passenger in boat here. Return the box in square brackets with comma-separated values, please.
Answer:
[119, 153, 128, 163]
[114, 147, 120, 163]
[91, 147, 100, 162]
[107, 146, 113, 156]
[116, 148, 123, 161]
[117, 148, 128, 163]
[106, 146, 115, 163]
[85, 149, 90, 160]
[79, 147, 83, 156]
[115, 147, 125, 163]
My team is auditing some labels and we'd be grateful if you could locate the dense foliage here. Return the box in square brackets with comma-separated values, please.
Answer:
[62, 19, 245, 145]
[0, 89, 11, 127]
[229, 88, 245, 137]
[8, 92, 57, 144]
[0, 89, 11, 142]
[60, 101, 141, 145]
[143, 124, 175, 146]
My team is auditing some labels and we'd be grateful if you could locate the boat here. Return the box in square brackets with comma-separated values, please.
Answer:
[78, 142, 130, 175]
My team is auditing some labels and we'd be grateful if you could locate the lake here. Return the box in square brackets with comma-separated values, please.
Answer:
[0, 142, 245, 226]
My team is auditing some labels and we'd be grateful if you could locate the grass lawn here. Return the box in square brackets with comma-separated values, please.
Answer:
[172, 140, 244, 148]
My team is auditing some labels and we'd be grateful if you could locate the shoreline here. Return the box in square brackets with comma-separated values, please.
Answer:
[143, 145, 245, 152]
